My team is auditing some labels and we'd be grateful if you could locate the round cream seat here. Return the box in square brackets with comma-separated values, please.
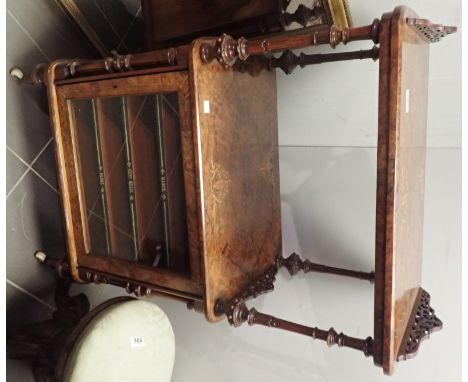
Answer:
[64, 299, 175, 382]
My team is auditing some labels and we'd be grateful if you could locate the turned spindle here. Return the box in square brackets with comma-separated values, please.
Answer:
[200, 19, 380, 67]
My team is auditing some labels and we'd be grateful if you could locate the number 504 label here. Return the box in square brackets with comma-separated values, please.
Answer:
[130, 336, 145, 348]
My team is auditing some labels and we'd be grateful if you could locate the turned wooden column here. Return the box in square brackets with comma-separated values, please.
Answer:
[200, 19, 380, 67]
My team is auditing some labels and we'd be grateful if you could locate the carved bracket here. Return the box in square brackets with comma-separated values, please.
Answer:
[398, 289, 443, 361]
[215, 265, 277, 326]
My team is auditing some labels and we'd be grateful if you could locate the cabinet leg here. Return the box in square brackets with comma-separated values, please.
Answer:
[215, 265, 374, 358]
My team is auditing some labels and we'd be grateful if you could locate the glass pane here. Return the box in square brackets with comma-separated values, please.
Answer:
[69, 93, 190, 274]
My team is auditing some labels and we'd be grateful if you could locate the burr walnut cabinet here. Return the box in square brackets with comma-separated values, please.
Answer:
[19, 4, 456, 375]
[37, 45, 281, 322]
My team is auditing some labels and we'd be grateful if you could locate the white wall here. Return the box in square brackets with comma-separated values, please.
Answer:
[278, 0, 461, 148]
[78, 1, 462, 381]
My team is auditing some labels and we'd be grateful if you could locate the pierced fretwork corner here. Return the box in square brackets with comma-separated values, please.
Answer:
[407, 18, 457, 43]
[398, 289, 443, 361]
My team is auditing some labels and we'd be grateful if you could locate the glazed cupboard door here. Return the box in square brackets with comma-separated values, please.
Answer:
[54, 72, 202, 299]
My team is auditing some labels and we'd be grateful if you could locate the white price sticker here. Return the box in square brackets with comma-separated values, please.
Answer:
[203, 100, 210, 114]
[405, 88, 410, 113]
[130, 336, 145, 348]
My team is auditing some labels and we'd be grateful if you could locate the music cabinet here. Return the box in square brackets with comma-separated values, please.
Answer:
[18, 4, 456, 375]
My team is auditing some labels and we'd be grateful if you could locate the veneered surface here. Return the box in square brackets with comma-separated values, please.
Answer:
[374, 6, 429, 374]
[189, 39, 282, 321]
[161, 96, 191, 272]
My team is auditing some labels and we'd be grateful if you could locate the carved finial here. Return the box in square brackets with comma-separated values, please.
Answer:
[281, 253, 303, 275]
[200, 34, 242, 67]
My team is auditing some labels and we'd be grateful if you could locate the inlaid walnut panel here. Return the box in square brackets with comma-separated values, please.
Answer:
[374, 6, 429, 375]
[189, 39, 281, 322]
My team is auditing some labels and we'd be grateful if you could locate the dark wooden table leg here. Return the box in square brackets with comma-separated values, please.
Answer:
[215, 265, 374, 358]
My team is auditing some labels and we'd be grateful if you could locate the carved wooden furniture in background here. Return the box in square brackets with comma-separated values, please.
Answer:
[142, 0, 352, 49]
[7, 254, 93, 380]
[17, 5, 455, 376]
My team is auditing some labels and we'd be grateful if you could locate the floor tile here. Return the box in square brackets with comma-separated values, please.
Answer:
[93, 0, 137, 43]
[119, 0, 142, 17]
[30, 140, 59, 192]
[6, 13, 53, 164]
[6, 0, 95, 60]
[6, 10, 49, 70]
[6, 282, 53, 331]
[75, 0, 122, 52]
[120, 14, 145, 53]
[6, 149, 28, 197]
[6, 171, 67, 306]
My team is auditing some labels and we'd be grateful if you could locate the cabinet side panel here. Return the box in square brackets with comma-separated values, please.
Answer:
[190, 39, 282, 322]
